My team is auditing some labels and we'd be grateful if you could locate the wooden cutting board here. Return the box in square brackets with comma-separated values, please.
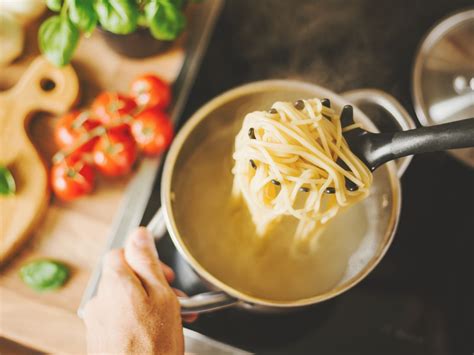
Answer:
[0, 15, 185, 353]
[0, 57, 80, 265]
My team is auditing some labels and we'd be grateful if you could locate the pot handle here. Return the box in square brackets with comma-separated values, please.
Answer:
[147, 208, 239, 314]
[341, 89, 417, 177]
[147, 207, 168, 241]
[178, 291, 239, 315]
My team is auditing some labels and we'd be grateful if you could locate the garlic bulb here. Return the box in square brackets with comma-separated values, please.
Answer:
[0, 12, 24, 66]
[0, 0, 46, 25]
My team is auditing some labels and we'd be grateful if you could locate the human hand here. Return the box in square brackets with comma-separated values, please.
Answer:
[83, 227, 191, 354]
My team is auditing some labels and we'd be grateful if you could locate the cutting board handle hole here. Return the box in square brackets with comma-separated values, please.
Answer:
[39, 78, 56, 92]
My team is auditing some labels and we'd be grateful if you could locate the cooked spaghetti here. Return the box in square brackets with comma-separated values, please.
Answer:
[232, 98, 373, 242]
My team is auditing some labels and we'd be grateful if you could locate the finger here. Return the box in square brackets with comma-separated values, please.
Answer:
[160, 261, 175, 283]
[82, 297, 98, 323]
[173, 288, 199, 323]
[124, 227, 168, 291]
[100, 249, 146, 297]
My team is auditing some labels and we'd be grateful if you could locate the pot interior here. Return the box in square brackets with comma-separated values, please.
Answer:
[164, 81, 400, 306]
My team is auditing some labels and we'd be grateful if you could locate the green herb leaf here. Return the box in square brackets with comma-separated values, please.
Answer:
[145, 0, 185, 41]
[169, 0, 186, 8]
[69, 0, 97, 34]
[38, 15, 80, 66]
[46, 0, 63, 12]
[137, 12, 149, 27]
[95, 0, 139, 35]
[0, 166, 16, 196]
[20, 260, 69, 292]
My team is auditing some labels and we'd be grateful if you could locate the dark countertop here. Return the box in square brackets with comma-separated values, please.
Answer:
[152, 1, 474, 354]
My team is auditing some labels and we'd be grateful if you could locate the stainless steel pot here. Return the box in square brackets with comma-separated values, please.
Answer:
[149, 80, 416, 314]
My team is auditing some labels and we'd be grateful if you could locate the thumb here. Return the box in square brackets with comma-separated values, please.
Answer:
[124, 227, 168, 291]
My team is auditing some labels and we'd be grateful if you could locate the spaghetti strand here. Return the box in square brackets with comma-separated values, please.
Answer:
[232, 98, 373, 241]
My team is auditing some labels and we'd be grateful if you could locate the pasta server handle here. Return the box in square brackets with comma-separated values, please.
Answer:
[345, 117, 474, 171]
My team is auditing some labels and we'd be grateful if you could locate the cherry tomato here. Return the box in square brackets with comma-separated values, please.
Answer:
[91, 92, 137, 126]
[51, 156, 95, 201]
[107, 121, 132, 137]
[130, 74, 171, 111]
[55, 111, 100, 153]
[93, 130, 137, 177]
[131, 108, 174, 156]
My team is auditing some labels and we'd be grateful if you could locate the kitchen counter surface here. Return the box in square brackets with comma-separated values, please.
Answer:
[152, 1, 474, 354]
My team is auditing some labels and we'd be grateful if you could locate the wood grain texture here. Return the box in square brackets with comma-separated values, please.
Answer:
[0, 57, 79, 265]
[0, 337, 42, 355]
[0, 18, 184, 353]
[0, 288, 87, 354]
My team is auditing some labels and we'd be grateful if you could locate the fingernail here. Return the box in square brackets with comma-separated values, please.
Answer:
[133, 228, 151, 247]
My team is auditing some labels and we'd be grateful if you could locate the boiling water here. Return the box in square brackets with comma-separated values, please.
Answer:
[173, 127, 375, 302]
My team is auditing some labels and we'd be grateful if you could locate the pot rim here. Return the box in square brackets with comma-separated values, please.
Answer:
[161, 79, 401, 308]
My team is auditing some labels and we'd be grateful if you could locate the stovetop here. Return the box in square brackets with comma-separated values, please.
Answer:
[142, 1, 473, 353]
[147, 151, 473, 354]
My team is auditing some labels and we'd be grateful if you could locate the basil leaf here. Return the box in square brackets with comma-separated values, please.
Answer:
[137, 12, 149, 27]
[95, 0, 138, 35]
[169, 0, 185, 8]
[145, 0, 185, 41]
[69, 0, 97, 34]
[20, 260, 69, 292]
[46, 0, 63, 12]
[38, 15, 79, 66]
[0, 166, 16, 196]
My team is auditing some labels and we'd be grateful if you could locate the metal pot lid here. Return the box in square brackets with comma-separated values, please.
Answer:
[412, 9, 474, 166]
